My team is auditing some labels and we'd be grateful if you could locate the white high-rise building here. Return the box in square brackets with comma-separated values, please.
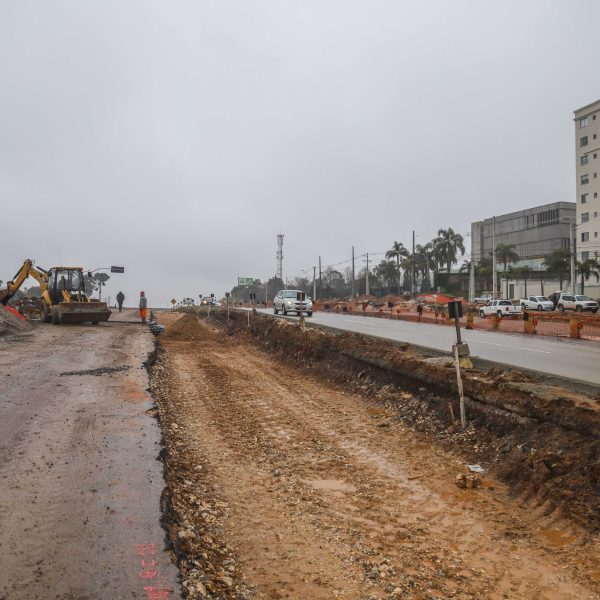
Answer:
[574, 99, 600, 297]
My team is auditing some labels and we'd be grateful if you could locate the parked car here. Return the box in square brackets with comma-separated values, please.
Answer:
[273, 290, 313, 316]
[479, 300, 523, 318]
[473, 294, 493, 304]
[555, 293, 599, 313]
[519, 296, 554, 311]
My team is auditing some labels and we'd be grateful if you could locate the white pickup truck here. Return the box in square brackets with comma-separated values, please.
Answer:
[519, 295, 554, 311]
[479, 300, 523, 318]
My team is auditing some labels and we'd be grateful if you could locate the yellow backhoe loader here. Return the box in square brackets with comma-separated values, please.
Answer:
[0, 259, 111, 325]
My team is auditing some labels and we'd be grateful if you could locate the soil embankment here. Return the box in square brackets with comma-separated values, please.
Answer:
[151, 310, 600, 599]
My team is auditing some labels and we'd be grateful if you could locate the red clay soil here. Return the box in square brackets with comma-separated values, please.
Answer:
[151, 311, 600, 600]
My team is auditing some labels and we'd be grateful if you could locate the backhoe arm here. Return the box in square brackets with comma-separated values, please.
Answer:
[0, 259, 49, 305]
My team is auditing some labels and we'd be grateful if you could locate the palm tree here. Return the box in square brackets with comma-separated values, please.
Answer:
[436, 228, 465, 273]
[576, 259, 600, 294]
[374, 260, 399, 294]
[544, 249, 570, 291]
[495, 243, 520, 271]
[386, 242, 409, 294]
[476, 257, 493, 292]
[509, 265, 532, 297]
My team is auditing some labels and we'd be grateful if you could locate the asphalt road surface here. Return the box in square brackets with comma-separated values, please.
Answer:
[0, 309, 180, 600]
[257, 309, 600, 385]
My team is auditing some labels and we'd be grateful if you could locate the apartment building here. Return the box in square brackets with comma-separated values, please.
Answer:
[574, 99, 600, 297]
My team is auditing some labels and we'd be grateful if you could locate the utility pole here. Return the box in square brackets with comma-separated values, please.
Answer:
[412, 230, 416, 298]
[276, 233, 284, 282]
[313, 266, 317, 301]
[318, 256, 322, 298]
[351, 246, 355, 297]
[469, 258, 475, 302]
[492, 216, 497, 298]
[570, 221, 576, 293]
[365, 252, 370, 295]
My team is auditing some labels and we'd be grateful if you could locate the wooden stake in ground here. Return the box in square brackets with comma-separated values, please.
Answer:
[453, 343, 466, 428]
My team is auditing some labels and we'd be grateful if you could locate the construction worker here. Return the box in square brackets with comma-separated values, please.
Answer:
[116, 291, 125, 312]
[139, 291, 148, 324]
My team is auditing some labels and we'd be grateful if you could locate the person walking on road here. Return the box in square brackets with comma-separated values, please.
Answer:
[139, 291, 148, 324]
[116, 291, 125, 312]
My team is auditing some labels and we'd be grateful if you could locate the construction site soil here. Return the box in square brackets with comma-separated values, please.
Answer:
[150, 309, 600, 599]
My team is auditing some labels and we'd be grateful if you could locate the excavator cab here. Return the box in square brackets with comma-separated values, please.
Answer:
[47, 268, 87, 304]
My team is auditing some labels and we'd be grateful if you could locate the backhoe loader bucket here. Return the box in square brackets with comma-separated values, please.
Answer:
[53, 301, 112, 325]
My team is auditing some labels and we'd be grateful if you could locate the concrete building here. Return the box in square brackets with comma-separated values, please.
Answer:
[574, 99, 600, 297]
[471, 202, 576, 268]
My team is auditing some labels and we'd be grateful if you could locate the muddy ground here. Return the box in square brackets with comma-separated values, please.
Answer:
[151, 311, 600, 600]
[0, 308, 180, 599]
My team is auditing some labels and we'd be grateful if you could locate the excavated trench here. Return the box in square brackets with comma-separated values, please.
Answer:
[212, 309, 600, 530]
[148, 309, 600, 600]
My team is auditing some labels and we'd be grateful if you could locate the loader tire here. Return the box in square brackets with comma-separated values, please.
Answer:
[39, 302, 52, 323]
[51, 308, 60, 325]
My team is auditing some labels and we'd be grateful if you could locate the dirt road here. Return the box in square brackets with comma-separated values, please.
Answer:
[0, 309, 179, 599]
[153, 313, 600, 600]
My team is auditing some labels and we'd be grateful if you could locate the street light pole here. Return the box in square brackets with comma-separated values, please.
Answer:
[570, 221, 576, 294]
[412, 230, 416, 298]
[492, 216, 497, 298]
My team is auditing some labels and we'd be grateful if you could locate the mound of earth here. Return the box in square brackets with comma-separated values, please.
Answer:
[162, 313, 213, 342]
[0, 305, 31, 337]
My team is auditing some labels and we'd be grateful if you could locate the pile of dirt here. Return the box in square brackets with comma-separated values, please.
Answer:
[162, 313, 214, 342]
[0, 305, 31, 337]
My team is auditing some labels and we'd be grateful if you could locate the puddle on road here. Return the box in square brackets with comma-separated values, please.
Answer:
[307, 479, 357, 494]
[541, 529, 577, 547]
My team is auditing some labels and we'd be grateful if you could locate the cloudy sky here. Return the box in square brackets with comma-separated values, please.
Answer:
[1, 0, 599, 306]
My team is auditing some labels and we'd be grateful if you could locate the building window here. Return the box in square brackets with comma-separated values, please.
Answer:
[581, 174, 589, 184]
[580, 117, 588, 128]
[595, 212, 598, 218]
[581, 155, 589, 166]
[582, 251, 590, 261]
[595, 134, 598, 140]
[596, 232, 599, 238]
[582, 193, 588, 203]
[582, 212, 590, 223]
[595, 173, 598, 179]
[581, 136, 589, 147]
[581, 232, 590, 242]
[595, 153, 598, 159]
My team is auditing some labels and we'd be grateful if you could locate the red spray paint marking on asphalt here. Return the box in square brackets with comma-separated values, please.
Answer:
[134, 543, 173, 598]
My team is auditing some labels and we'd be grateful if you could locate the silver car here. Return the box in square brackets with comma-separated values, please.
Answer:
[556, 293, 599, 313]
[273, 290, 313, 316]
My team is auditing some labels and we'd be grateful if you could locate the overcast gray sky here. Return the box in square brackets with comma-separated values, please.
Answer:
[1, 0, 599, 306]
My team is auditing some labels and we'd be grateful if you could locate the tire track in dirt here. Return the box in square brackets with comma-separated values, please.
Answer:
[154, 315, 600, 600]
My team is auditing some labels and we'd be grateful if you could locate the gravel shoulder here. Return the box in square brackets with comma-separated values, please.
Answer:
[0, 309, 180, 599]
[152, 313, 600, 600]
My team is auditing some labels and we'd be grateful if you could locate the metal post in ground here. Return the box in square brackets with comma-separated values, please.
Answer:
[365, 253, 370, 295]
[313, 266, 317, 301]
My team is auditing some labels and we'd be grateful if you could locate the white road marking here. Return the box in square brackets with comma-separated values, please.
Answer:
[470, 340, 551, 354]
